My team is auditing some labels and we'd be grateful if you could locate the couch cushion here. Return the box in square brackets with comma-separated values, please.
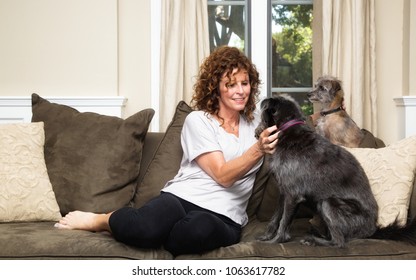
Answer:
[134, 101, 193, 208]
[0, 222, 172, 259]
[177, 218, 416, 260]
[31, 93, 154, 215]
[345, 135, 416, 227]
[0, 122, 62, 222]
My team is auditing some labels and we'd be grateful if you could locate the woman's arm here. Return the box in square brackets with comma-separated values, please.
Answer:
[195, 125, 278, 188]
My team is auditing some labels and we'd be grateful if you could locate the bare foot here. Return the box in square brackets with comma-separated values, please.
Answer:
[54, 211, 111, 232]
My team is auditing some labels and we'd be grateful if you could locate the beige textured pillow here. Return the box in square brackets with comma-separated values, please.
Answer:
[0, 122, 62, 222]
[344, 135, 416, 227]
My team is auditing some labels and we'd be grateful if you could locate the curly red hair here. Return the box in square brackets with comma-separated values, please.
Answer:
[191, 46, 261, 122]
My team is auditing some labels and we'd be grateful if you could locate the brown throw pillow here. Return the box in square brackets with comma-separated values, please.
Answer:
[31, 93, 154, 215]
[133, 101, 193, 208]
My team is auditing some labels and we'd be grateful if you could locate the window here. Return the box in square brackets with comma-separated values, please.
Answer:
[207, 0, 313, 114]
[207, 0, 250, 54]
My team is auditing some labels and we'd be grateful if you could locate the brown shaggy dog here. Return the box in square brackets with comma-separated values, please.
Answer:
[307, 75, 364, 148]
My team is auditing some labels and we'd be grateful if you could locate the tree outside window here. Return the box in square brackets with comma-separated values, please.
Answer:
[207, 0, 248, 52]
[271, 1, 313, 115]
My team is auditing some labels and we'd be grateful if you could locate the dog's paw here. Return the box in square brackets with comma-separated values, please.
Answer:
[275, 233, 291, 243]
[256, 233, 292, 244]
[256, 233, 274, 242]
[300, 236, 316, 246]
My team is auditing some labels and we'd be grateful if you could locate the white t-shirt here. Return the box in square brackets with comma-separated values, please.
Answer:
[162, 110, 263, 226]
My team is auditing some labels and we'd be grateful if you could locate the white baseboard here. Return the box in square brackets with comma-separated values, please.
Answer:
[394, 96, 416, 138]
[0, 96, 127, 123]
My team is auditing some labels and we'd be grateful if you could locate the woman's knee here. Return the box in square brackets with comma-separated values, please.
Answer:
[109, 194, 186, 248]
[108, 207, 158, 247]
[164, 211, 240, 255]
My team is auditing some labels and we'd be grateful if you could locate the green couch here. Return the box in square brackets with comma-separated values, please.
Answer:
[1, 96, 416, 259]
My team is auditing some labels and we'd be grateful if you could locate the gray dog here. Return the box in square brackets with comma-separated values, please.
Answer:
[255, 95, 416, 247]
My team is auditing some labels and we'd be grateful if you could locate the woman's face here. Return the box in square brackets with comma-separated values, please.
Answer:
[218, 68, 251, 114]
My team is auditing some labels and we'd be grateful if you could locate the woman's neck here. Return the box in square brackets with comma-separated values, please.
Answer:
[216, 112, 240, 135]
[217, 110, 240, 124]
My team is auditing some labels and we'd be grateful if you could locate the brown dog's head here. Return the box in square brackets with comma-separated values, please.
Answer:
[307, 75, 344, 106]
[255, 95, 305, 138]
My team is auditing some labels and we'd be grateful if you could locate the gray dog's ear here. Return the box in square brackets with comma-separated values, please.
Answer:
[328, 80, 343, 98]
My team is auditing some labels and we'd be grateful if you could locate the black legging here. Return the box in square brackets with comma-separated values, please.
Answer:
[108, 192, 242, 256]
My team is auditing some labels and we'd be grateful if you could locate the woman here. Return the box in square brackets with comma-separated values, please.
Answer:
[55, 46, 278, 256]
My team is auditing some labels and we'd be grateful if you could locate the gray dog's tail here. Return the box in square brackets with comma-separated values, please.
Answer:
[371, 218, 416, 245]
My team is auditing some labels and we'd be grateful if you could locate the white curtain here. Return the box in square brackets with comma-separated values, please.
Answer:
[159, 0, 210, 131]
[320, 0, 377, 133]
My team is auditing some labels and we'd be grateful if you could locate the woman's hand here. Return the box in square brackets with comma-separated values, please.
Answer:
[256, 125, 279, 155]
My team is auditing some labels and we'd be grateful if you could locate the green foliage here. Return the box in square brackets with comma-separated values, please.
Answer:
[271, 4, 313, 88]
[301, 103, 314, 116]
[272, 5, 312, 27]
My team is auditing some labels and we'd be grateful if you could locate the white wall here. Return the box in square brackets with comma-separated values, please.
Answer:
[376, 0, 416, 144]
[0, 0, 152, 119]
[118, 0, 152, 118]
[409, 0, 416, 96]
[0, 0, 118, 96]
